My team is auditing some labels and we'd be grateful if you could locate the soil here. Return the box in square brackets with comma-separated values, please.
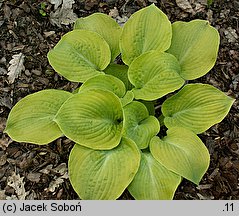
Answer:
[0, 0, 238, 200]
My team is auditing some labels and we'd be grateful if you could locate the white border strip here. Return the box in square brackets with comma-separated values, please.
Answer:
[0, 200, 238, 216]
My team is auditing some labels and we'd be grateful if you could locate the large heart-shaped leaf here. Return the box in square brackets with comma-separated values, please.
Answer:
[167, 20, 220, 80]
[69, 137, 140, 200]
[74, 13, 122, 61]
[162, 84, 235, 134]
[128, 51, 184, 100]
[120, 4, 172, 65]
[79, 74, 126, 98]
[4, 90, 72, 144]
[47, 29, 111, 82]
[150, 127, 210, 185]
[54, 89, 123, 150]
[123, 101, 160, 149]
[128, 152, 181, 200]
[104, 63, 133, 90]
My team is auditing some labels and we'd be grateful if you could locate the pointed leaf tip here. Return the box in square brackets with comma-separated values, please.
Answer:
[69, 137, 140, 199]
[128, 152, 181, 200]
[120, 5, 172, 65]
[5, 89, 72, 145]
[162, 83, 235, 134]
[150, 127, 210, 185]
[167, 20, 220, 80]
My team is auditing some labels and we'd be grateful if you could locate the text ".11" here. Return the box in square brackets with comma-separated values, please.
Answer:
[224, 203, 234, 212]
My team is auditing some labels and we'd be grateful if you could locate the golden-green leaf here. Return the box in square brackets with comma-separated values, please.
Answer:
[150, 127, 210, 184]
[120, 4, 172, 65]
[69, 138, 140, 199]
[5, 90, 72, 144]
[123, 101, 160, 149]
[167, 20, 220, 80]
[79, 74, 126, 98]
[74, 13, 122, 61]
[54, 89, 123, 150]
[128, 152, 181, 200]
[104, 63, 133, 91]
[162, 84, 235, 133]
[128, 51, 184, 100]
[47, 30, 111, 82]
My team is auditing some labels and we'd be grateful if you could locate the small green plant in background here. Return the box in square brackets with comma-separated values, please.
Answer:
[4, 4, 235, 200]
[39, 2, 47, 17]
[207, 0, 214, 7]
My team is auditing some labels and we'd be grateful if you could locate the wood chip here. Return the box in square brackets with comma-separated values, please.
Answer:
[176, 0, 195, 14]
[208, 168, 220, 180]
[197, 184, 213, 190]
[27, 173, 42, 183]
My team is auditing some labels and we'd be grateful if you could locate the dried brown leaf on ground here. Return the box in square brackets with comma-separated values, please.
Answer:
[51, 163, 67, 175]
[0, 117, 6, 132]
[109, 7, 119, 18]
[39, 164, 53, 174]
[194, 3, 205, 13]
[7, 53, 25, 84]
[175, 0, 207, 14]
[107, 0, 128, 25]
[115, 15, 128, 26]
[224, 27, 239, 43]
[7, 172, 29, 200]
[49, 0, 62, 10]
[0, 135, 12, 150]
[39, 163, 67, 175]
[0, 151, 7, 166]
[176, 0, 195, 14]
[84, 0, 99, 10]
[39, 163, 68, 193]
[26, 172, 41, 183]
[0, 67, 7, 75]
[0, 118, 12, 150]
[46, 172, 68, 193]
[49, 0, 77, 27]
[0, 190, 6, 200]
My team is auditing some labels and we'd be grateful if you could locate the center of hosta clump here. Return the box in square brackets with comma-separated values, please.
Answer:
[116, 118, 123, 124]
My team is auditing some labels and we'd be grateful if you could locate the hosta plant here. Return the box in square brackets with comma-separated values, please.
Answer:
[4, 4, 235, 200]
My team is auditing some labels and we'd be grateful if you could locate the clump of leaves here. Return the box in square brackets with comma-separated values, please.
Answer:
[4, 4, 235, 200]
